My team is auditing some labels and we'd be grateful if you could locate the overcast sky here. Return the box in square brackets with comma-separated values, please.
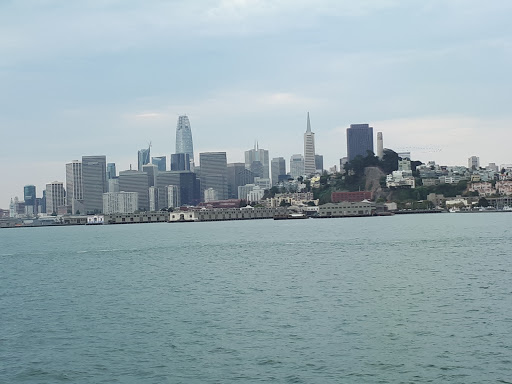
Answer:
[1, 0, 512, 207]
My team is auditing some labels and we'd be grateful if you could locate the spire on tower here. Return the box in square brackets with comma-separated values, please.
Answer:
[306, 112, 311, 133]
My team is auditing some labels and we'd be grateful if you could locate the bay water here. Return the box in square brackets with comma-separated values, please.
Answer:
[1, 213, 511, 383]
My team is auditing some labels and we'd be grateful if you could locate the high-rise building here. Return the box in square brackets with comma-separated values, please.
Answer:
[23, 185, 36, 215]
[167, 185, 180, 209]
[376, 132, 384, 159]
[245, 142, 269, 179]
[290, 154, 305, 180]
[82, 155, 107, 214]
[103, 192, 138, 214]
[227, 163, 255, 198]
[468, 156, 480, 170]
[315, 155, 323, 173]
[304, 113, 316, 175]
[271, 157, 286, 186]
[118, 170, 150, 211]
[199, 152, 228, 200]
[142, 164, 158, 187]
[45, 181, 65, 215]
[106, 163, 117, 179]
[175, 115, 194, 165]
[151, 156, 167, 172]
[156, 171, 200, 206]
[138, 146, 151, 171]
[346, 124, 374, 161]
[66, 160, 84, 214]
[171, 153, 191, 171]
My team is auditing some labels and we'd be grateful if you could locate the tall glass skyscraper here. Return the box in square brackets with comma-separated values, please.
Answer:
[175, 115, 194, 164]
[346, 124, 374, 161]
[138, 147, 151, 171]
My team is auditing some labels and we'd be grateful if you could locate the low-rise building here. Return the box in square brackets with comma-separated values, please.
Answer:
[469, 182, 495, 196]
[169, 206, 283, 222]
[317, 201, 375, 217]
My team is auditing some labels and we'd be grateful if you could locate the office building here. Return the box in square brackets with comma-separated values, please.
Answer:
[376, 132, 384, 159]
[156, 171, 200, 206]
[148, 187, 159, 211]
[151, 156, 167, 172]
[66, 160, 84, 214]
[103, 191, 138, 214]
[175, 115, 194, 165]
[346, 124, 374, 161]
[171, 153, 191, 171]
[106, 163, 117, 179]
[245, 142, 269, 179]
[118, 170, 150, 211]
[315, 155, 323, 173]
[82, 155, 107, 214]
[227, 162, 255, 198]
[271, 157, 286, 186]
[304, 113, 316, 175]
[23, 185, 36, 215]
[290, 154, 305, 180]
[138, 146, 151, 171]
[142, 164, 158, 187]
[167, 185, 180, 208]
[199, 152, 228, 200]
[45, 181, 66, 215]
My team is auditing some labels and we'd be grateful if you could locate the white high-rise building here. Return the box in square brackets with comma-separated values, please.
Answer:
[102, 192, 138, 214]
[468, 156, 480, 170]
[303, 112, 316, 175]
[290, 154, 305, 180]
[66, 160, 83, 214]
[204, 188, 219, 202]
[167, 185, 180, 208]
[46, 181, 66, 215]
[377, 132, 383, 159]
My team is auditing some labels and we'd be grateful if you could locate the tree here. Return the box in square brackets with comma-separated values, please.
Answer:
[478, 197, 489, 207]
[380, 149, 399, 174]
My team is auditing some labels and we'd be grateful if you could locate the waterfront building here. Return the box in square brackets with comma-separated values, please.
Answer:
[106, 163, 117, 179]
[346, 124, 374, 161]
[45, 181, 66, 215]
[377, 132, 383, 159]
[171, 153, 190, 171]
[318, 201, 375, 217]
[138, 146, 151, 171]
[23, 185, 36, 215]
[118, 170, 150, 211]
[102, 191, 138, 214]
[82, 155, 107, 214]
[315, 154, 323, 173]
[66, 160, 84, 214]
[227, 163, 255, 199]
[245, 142, 269, 179]
[304, 113, 316, 175]
[468, 156, 480, 170]
[199, 152, 228, 201]
[290, 154, 305, 180]
[271, 157, 286, 186]
[175, 115, 194, 165]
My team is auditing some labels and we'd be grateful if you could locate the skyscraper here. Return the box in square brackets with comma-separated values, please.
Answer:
[66, 160, 84, 214]
[23, 185, 36, 215]
[346, 124, 374, 161]
[45, 181, 65, 215]
[199, 152, 228, 201]
[118, 170, 150, 211]
[227, 163, 255, 198]
[245, 142, 269, 179]
[315, 154, 324, 173]
[171, 153, 190, 171]
[468, 156, 480, 170]
[304, 112, 316, 175]
[151, 156, 167, 171]
[376, 132, 384, 159]
[271, 157, 286, 186]
[175, 115, 194, 164]
[138, 146, 151, 171]
[82, 156, 107, 214]
[106, 163, 117, 179]
[290, 154, 305, 180]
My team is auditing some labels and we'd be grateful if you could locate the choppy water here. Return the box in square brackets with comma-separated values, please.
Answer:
[1, 213, 511, 383]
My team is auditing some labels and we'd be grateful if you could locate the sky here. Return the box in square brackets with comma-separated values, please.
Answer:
[1, 0, 512, 207]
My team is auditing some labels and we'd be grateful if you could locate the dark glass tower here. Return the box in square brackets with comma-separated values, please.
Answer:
[346, 124, 374, 161]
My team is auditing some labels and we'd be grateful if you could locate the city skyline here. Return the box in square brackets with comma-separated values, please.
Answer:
[2, 1, 512, 206]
